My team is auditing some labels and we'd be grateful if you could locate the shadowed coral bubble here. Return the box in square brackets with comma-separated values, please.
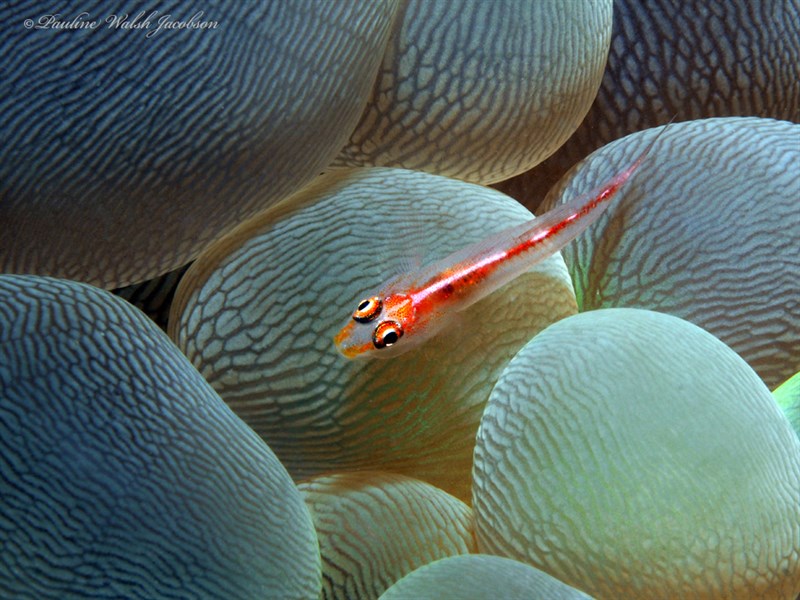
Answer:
[334, 0, 613, 184]
[0, 1, 398, 287]
[0, 275, 321, 597]
[496, 0, 800, 210]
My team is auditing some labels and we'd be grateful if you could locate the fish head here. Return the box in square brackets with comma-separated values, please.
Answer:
[333, 292, 415, 359]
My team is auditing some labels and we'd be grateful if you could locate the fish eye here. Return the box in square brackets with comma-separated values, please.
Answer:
[373, 320, 403, 349]
[352, 296, 382, 323]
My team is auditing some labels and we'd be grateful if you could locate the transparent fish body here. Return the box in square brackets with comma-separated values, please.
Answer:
[334, 128, 666, 359]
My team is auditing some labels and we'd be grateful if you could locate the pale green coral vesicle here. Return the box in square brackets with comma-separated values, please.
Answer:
[774, 371, 800, 440]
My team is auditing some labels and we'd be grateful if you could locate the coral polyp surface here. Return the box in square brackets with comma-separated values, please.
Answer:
[170, 167, 577, 501]
[0, 275, 321, 598]
[473, 308, 800, 599]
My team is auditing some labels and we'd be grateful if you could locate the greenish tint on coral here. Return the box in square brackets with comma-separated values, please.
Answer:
[379, 554, 593, 600]
[474, 308, 800, 599]
[541, 118, 800, 389]
[775, 372, 800, 440]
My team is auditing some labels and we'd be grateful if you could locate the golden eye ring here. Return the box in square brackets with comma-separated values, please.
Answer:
[373, 320, 403, 349]
[352, 296, 382, 323]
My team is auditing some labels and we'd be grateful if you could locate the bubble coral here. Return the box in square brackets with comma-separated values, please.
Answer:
[0, 275, 321, 598]
[0, 1, 398, 287]
[169, 167, 577, 501]
[473, 308, 800, 599]
[379, 554, 593, 600]
[496, 0, 800, 208]
[334, 0, 613, 183]
[4, 1, 798, 596]
[298, 471, 475, 599]
[541, 117, 799, 389]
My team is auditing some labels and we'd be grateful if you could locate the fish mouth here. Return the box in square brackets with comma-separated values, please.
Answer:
[333, 322, 369, 359]
[333, 322, 353, 351]
[334, 340, 373, 360]
[333, 338, 359, 359]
